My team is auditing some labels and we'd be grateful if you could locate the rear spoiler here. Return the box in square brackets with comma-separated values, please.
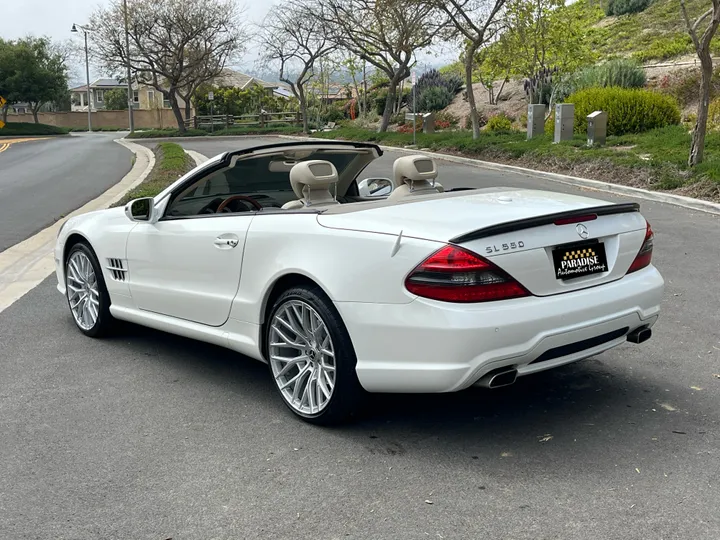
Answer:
[449, 202, 641, 243]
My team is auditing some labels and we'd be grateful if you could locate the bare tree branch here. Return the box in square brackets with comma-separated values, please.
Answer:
[312, 0, 446, 132]
[257, 0, 336, 133]
[89, 0, 247, 131]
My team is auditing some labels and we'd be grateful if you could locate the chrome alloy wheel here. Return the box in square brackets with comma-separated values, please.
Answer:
[269, 300, 337, 415]
[66, 251, 101, 331]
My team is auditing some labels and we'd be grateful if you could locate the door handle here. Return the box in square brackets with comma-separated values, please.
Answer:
[214, 237, 239, 248]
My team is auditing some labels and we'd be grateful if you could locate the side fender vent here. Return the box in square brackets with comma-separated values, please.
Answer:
[106, 258, 127, 281]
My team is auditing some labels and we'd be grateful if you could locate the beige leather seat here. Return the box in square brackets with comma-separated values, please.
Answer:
[386, 155, 443, 201]
[282, 160, 341, 209]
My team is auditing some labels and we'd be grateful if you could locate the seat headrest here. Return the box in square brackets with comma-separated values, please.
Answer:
[289, 160, 339, 198]
[393, 155, 438, 187]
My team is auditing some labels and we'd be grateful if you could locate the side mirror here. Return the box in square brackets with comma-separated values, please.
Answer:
[358, 177, 393, 198]
[124, 197, 157, 223]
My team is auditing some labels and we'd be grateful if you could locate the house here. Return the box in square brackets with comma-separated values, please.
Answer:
[70, 78, 128, 111]
[212, 69, 282, 97]
[70, 77, 192, 113]
[310, 83, 353, 104]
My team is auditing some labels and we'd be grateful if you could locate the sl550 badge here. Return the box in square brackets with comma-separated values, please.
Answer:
[485, 241, 525, 254]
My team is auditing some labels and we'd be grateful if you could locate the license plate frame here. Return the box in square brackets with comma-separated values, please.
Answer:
[552, 239, 609, 281]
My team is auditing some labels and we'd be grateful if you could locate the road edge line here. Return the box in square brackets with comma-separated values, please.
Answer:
[0, 140, 155, 315]
[276, 135, 720, 217]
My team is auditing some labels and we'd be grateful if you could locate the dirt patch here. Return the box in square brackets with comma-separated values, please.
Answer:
[670, 178, 720, 202]
[444, 80, 529, 126]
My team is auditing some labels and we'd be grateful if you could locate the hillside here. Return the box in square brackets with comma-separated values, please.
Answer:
[438, 0, 719, 127]
[590, 0, 711, 63]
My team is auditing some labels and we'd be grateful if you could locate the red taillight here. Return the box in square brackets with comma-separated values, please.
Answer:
[405, 245, 531, 303]
[627, 221, 654, 274]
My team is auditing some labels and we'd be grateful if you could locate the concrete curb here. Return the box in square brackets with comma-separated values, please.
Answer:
[0, 139, 155, 314]
[277, 135, 720, 217]
[123, 134, 286, 143]
[185, 149, 208, 167]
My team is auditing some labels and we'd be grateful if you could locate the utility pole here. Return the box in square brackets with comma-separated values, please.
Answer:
[123, 0, 134, 132]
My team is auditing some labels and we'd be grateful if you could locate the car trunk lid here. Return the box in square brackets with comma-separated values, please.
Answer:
[317, 188, 648, 296]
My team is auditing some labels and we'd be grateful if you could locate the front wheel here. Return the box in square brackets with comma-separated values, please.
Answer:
[266, 285, 364, 425]
[65, 242, 114, 337]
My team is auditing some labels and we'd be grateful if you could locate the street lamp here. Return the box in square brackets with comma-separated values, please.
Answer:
[71, 23, 93, 132]
[123, 0, 134, 132]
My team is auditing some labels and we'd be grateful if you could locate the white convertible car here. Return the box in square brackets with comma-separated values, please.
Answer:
[55, 141, 664, 423]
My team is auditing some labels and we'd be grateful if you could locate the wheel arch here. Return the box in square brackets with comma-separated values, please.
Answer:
[258, 272, 332, 362]
[63, 232, 92, 264]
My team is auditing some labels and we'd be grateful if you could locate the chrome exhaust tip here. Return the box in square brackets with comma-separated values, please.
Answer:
[475, 367, 518, 389]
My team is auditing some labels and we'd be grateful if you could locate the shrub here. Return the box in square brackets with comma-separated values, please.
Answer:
[391, 112, 405, 125]
[322, 107, 345, 123]
[605, 0, 652, 16]
[464, 112, 488, 130]
[655, 67, 720, 108]
[416, 69, 463, 96]
[435, 110, 460, 125]
[708, 98, 720, 130]
[486, 113, 513, 132]
[566, 87, 680, 135]
[418, 86, 454, 112]
[571, 59, 646, 92]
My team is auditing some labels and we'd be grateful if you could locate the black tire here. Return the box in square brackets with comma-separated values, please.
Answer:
[266, 285, 365, 425]
[65, 242, 115, 338]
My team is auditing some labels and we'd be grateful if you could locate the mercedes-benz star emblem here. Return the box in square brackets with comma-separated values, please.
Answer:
[576, 223, 589, 239]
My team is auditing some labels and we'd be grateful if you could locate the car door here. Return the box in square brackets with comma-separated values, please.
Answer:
[126, 214, 252, 326]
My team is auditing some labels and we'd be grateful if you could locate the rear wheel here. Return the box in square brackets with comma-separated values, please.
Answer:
[65, 242, 114, 337]
[266, 285, 364, 425]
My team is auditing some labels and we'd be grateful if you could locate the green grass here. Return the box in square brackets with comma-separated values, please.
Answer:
[590, 0, 720, 62]
[69, 126, 128, 132]
[126, 128, 210, 139]
[112, 142, 194, 207]
[210, 125, 303, 136]
[311, 125, 720, 197]
[126, 125, 304, 139]
[0, 122, 70, 136]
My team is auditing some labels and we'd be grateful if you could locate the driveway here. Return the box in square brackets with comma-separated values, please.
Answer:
[1, 136, 719, 539]
[0, 132, 132, 252]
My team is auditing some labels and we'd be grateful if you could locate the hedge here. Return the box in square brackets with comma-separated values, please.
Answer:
[566, 87, 680, 136]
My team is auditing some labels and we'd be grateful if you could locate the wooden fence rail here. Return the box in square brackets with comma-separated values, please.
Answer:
[184, 111, 303, 130]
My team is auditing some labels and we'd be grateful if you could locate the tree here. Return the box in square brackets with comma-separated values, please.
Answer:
[258, 0, 336, 133]
[480, 0, 599, 83]
[105, 88, 129, 110]
[0, 37, 69, 123]
[342, 53, 368, 117]
[316, 0, 444, 132]
[681, 0, 720, 166]
[90, 0, 246, 132]
[435, 0, 507, 139]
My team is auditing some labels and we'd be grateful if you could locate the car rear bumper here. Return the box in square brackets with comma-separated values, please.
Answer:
[336, 265, 664, 393]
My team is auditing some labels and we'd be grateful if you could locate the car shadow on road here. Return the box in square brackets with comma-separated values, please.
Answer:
[114, 321, 705, 475]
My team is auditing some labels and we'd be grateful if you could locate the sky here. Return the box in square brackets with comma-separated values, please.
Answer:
[1, 0, 454, 85]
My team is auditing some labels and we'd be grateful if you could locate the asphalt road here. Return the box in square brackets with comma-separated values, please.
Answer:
[0, 132, 132, 252]
[1, 136, 719, 539]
